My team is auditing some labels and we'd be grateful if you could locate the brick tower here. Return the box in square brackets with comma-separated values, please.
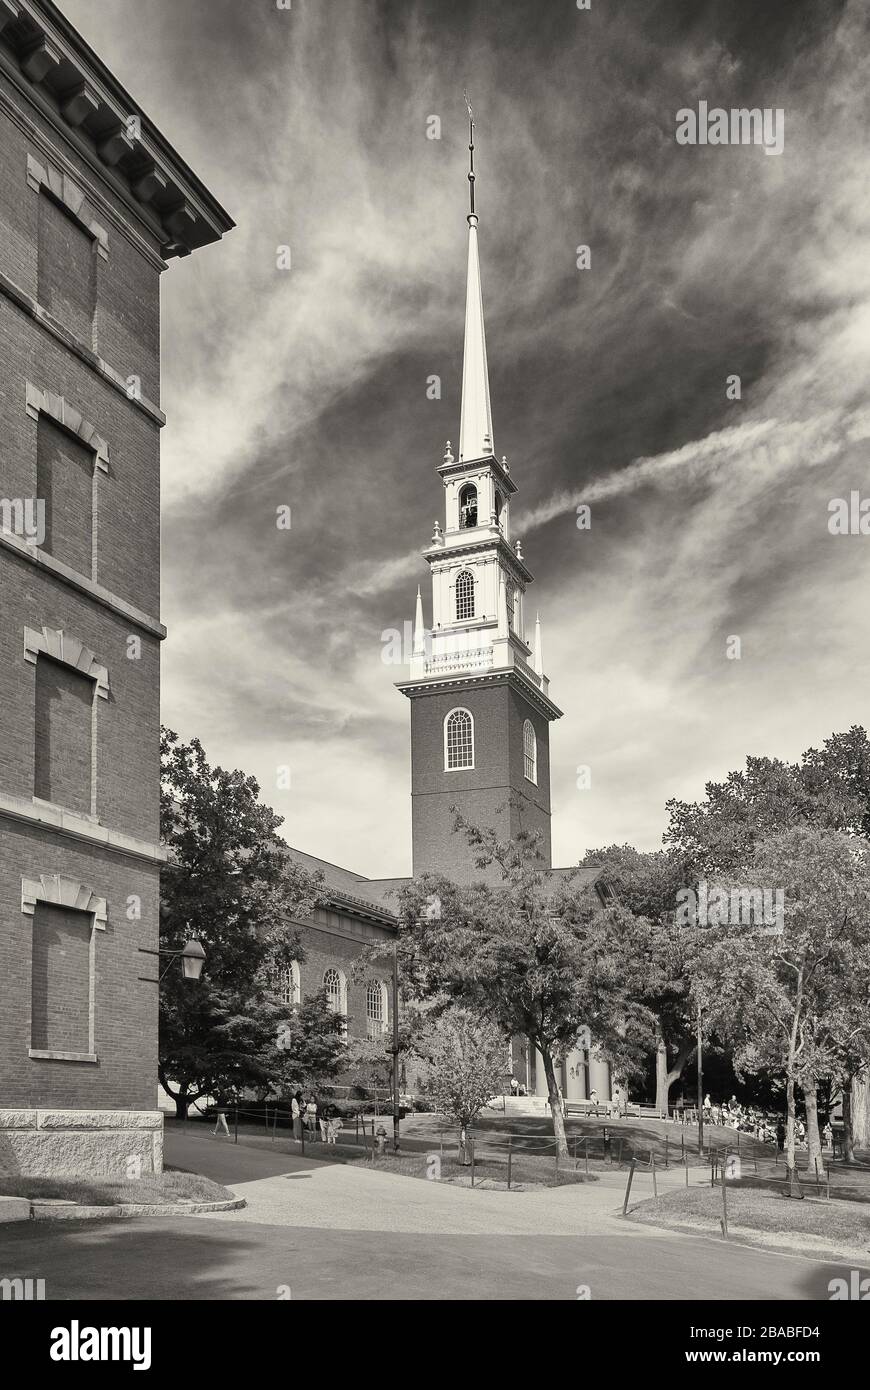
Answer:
[397, 110, 562, 884]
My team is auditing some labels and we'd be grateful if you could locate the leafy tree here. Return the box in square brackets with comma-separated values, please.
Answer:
[396, 817, 652, 1156]
[159, 729, 329, 1117]
[582, 844, 697, 1115]
[665, 727, 870, 1156]
[691, 827, 870, 1193]
[417, 1008, 508, 1163]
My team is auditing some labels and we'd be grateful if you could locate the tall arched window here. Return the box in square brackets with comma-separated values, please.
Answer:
[366, 980, 387, 1038]
[459, 484, 478, 529]
[455, 570, 475, 621]
[323, 967, 346, 1016]
[445, 708, 474, 771]
[523, 719, 537, 784]
[273, 960, 300, 1006]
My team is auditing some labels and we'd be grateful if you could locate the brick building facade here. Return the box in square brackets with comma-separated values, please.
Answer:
[0, 0, 231, 1175]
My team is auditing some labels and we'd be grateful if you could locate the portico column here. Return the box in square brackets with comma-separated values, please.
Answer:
[564, 1048, 587, 1100]
[535, 1048, 549, 1099]
[588, 1054, 612, 1103]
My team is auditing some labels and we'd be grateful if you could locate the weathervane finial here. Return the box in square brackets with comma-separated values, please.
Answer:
[464, 90, 475, 220]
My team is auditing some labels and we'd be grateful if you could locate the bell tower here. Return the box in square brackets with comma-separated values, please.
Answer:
[397, 106, 562, 884]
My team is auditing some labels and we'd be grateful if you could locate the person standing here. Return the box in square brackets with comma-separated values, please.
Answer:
[305, 1094, 318, 1139]
[291, 1091, 303, 1141]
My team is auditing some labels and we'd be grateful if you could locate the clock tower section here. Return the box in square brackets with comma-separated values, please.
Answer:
[396, 115, 562, 884]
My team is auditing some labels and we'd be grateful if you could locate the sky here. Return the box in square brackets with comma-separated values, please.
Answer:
[62, 0, 870, 877]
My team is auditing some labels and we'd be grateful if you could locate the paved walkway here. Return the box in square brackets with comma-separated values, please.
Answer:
[3, 1128, 863, 1301]
[167, 1128, 695, 1236]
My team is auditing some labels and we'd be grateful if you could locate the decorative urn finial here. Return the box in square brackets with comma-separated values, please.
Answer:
[443, 440, 454, 465]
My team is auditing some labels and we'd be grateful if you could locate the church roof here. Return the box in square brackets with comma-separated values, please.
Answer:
[282, 840, 609, 917]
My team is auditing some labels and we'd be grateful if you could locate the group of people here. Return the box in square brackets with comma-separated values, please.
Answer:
[700, 1094, 834, 1150]
[290, 1091, 343, 1144]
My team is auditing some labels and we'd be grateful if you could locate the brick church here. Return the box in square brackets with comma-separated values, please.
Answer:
[275, 115, 613, 1109]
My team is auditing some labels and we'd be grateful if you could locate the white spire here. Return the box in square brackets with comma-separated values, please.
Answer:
[533, 612, 544, 676]
[458, 106, 494, 463]
[413, 586, 426, 656]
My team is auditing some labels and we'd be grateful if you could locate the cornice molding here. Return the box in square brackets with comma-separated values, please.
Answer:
[0, 1, 233, 257]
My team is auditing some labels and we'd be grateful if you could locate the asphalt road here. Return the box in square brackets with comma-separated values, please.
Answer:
[0, 1128, 864, 1301]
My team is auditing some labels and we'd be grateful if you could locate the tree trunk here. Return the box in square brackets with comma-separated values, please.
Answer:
[654, 1033, 694, 1119]
[540, 1045, 569, 1157]
[785, 1072, 802, 1197]
[458, 1123, 470, 1166]
[842, 1080, 856, 1164]
[174, 1088, 190, 1121]
[803, 1082, 825, 1178]
[851, 1073, 870, 1151]
[654, 1036, 669, 1118]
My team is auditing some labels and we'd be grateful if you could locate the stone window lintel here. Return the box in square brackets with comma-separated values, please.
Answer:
[21, 873, 107, 926]
[25, 383, 110, 472]
[23, 624, 110, 699]
[26, 153, 109, 259]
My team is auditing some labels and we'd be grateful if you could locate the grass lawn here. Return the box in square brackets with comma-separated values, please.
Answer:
[0, 1166, 234, 1207]
[628, 1185, 870, 1253]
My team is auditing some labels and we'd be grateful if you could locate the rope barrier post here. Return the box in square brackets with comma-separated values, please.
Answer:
[507, 1133, 512, 1190]
[470, 1136, 475, 1188]
[234, 1105, 238, 1145]
[622, 1158, 637, 1216]
[685, 1149, 689, 1187]
[652, 1152, 658, 1200]
[721, 1152, 729, 1239]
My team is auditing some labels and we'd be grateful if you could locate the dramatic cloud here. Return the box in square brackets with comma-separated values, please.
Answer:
[64, 0, 870, 875]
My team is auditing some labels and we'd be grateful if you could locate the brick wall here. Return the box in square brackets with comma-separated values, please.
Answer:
[0, 70, 162, 401]
[0, 549, 160, 845]
[409, 679, 553, 882]
[36, 416, 94, 576]
[34, 656, 93, 815]
[0, 818, 159, 1110]
[0, 59, 165, 1123]
[38, 193, 97, 348]
[295, 912, 394, 1044]
[30, 901, 91, 1053]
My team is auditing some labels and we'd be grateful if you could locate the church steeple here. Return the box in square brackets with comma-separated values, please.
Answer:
[396, 104, 562, 884]
[458, 102, 494, 464]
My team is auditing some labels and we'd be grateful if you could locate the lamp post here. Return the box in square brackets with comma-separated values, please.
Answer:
[391, 941, 400, 1152]
[697, 1003, 704, 1156]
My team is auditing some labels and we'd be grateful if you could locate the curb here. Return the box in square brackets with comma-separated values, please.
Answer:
[623, 1212, 870, 1266]
[29, 1196, 245, 1220]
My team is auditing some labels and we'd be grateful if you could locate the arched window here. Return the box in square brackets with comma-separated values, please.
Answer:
[366, 980, 388, 1038]
[323, 967, 346, 1016]
[523, 719, 537, 784]
[273, 960, 300, 1006]
[445, 708, 474, 771]
[455, 570, 475, 621]
[459, 484, 478, 529]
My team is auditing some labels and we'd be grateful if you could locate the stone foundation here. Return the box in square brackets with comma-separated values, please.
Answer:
[0, 1109, 163, 1178]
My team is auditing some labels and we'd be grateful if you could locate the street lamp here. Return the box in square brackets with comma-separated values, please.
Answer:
[180, 939, 206, 981]
[140, 936, 206, 984]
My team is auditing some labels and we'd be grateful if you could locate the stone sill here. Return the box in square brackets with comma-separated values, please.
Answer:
[0, 791, 167, 865]
[0, 529, 165, 639]
[28, 1049, 97, 1064]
